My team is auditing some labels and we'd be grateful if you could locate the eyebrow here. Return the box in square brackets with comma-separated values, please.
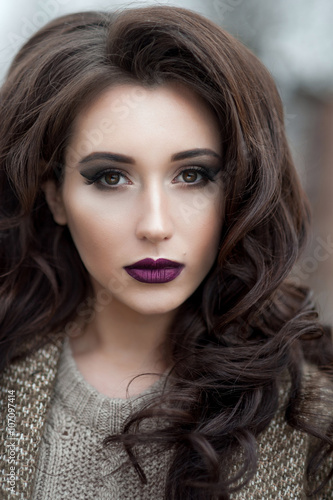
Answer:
[78, 148, 221, 165]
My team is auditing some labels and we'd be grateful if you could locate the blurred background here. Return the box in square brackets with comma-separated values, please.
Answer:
[1, 0, 332, 323]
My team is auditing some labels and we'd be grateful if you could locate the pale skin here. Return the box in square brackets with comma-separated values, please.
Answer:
[43, 82, 224, 398]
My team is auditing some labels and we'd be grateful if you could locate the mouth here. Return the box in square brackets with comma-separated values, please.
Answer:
[124, 258, 184, 284]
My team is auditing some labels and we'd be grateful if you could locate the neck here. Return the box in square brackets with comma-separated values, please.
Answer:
[70, 291, 177, 373]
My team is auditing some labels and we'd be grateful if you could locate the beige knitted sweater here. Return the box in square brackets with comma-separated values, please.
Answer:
[31, 337, 171, 499]
[0, 335, 332, 499]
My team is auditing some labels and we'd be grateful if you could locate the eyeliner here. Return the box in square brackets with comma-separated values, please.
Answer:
[79, 166, 125, 181]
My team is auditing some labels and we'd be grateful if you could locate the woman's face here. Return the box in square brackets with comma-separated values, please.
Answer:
[45, 82, 224, 316]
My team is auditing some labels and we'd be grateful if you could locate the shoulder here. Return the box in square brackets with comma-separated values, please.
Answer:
[232, 371, 333, 499]
[231, 377, 309, 498]
[303, 363, 333, 499]
[0, 336, 64, 499]
[0, 336, 64, 403]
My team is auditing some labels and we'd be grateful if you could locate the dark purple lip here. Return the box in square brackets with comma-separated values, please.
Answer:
[125, 258, 182, 270]
[124, 258, 184, 283]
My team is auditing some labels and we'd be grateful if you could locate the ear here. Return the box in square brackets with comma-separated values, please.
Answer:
[42, 180, 67, 226]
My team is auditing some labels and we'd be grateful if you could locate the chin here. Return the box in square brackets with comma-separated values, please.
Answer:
[127, 297, 184, 316]
[134, 304, 179, 316]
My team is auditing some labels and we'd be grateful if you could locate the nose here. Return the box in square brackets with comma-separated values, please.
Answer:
[135, 184, 174, 243]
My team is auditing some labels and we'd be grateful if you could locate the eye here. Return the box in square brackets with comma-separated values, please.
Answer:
[101, 171, 126, 186]
[180, 170, 202, 183]
[81, 168, 130, 188]
[173, 168, 209, 186]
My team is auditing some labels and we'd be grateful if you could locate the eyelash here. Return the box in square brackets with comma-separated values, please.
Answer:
[83, 166, 217, 190]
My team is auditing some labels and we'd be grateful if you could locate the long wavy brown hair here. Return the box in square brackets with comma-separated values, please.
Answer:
[0, 6, 332, 498]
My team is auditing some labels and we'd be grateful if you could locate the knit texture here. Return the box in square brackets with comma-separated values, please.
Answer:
[31, 337, 171, 499]
[0, 337, 63, 499]
[1, 336, 332, 499]
[30, 338, 307, 499]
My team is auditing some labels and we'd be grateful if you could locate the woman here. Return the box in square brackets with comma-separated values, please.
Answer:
[0, 6, 332, 499]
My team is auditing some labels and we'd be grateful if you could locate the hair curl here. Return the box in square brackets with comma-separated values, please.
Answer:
[0, 6, 332, 498]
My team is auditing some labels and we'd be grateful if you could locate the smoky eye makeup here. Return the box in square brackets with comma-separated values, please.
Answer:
[79, 165, 126, 181]
[77, 152, 130, 180]
[79, 165, 222, 189]
[172, 164, 221, 186]
[79, 166, 131, 190]
[77, 151, 222, 190]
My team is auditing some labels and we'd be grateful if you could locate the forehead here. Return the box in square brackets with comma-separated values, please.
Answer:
[73, 82, 218, 134]
[66, 82, 222, 161]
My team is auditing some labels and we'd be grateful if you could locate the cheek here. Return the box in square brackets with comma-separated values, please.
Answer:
[197, 211, 222, 262]
[177, 190, 223, 260]
[62, 195, 127, 263]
